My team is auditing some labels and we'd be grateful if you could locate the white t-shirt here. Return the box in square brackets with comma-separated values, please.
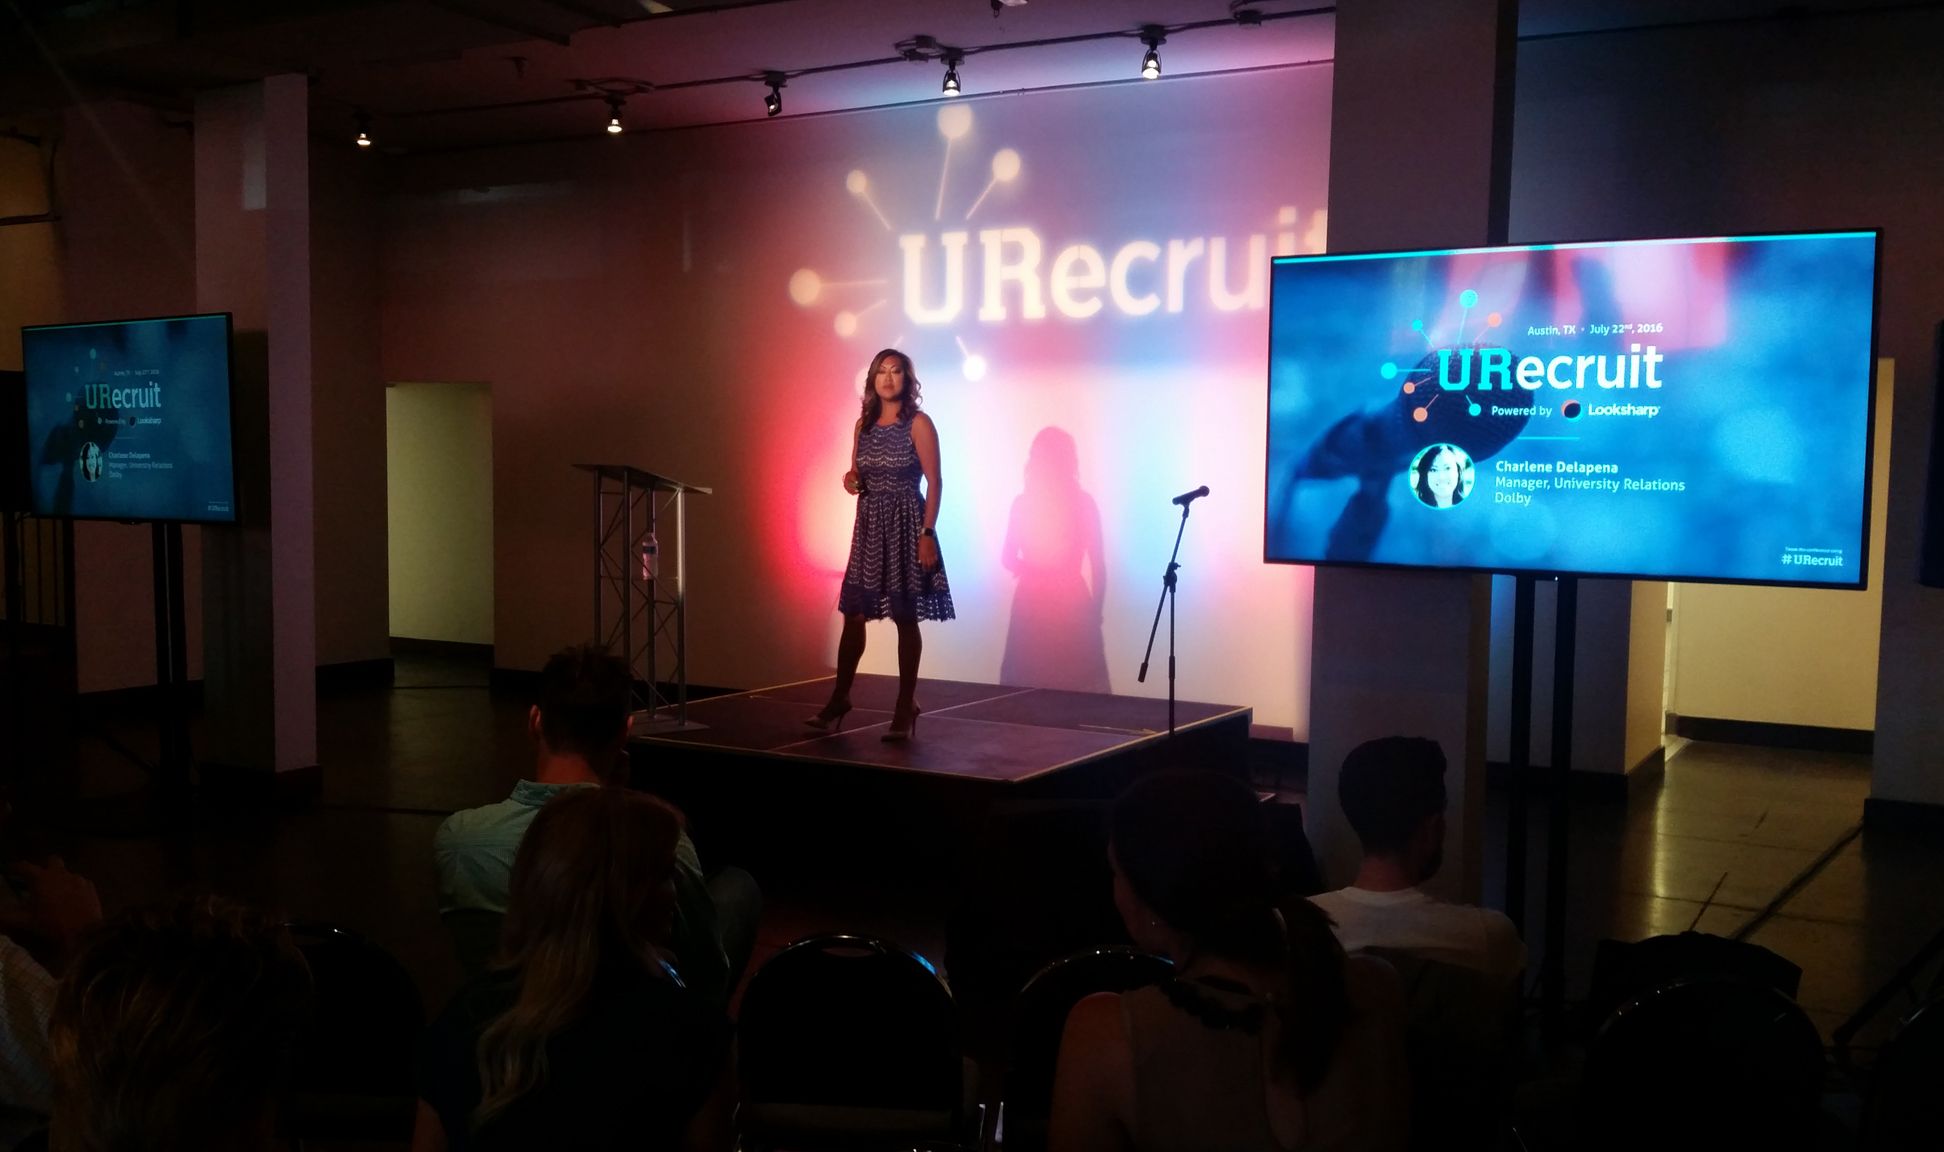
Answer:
[1308, 886, 1527, 987]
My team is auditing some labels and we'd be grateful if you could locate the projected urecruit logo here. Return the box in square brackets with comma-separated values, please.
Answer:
[786, 103, 1324, 381]
[1386, 289, 1667, 425]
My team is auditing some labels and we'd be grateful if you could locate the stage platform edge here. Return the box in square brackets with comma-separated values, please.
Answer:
[626, 673, 1254, 884]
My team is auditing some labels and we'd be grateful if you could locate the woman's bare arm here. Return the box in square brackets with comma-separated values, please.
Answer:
[409, 1100, 448, 1152]
[1048, 992, 1136, 1152]
[911, 413, 943, 570]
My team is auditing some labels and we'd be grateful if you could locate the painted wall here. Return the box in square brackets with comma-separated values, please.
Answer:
[0, 126, 61, 618]
[56, 103, 200, 693]
[382, 68, 1332, 731]
[0, 125, 60, 369]
[386, 382, 493, 645]
[1669, 361, 1894, 732]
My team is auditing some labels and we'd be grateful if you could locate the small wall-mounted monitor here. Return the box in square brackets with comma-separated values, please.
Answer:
[21, 313, 238, 524]
[1264, 231, 1880, 588]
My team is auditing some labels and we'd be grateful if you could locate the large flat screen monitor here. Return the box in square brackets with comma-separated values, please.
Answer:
[1264, 231, 1879, 588]
[21, 313, 238, 524]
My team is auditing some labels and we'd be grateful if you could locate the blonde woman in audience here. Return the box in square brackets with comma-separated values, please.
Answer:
[1050, 771, 1410, 1152]
[48, 895, 312, 1152]
[413, 786, 733, 1152]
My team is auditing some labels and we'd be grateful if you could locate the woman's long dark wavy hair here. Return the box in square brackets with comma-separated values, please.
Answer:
[859, 348, 922, 428]
[473, 786, 683, 1130]
[1111, 770, 1353, 1095]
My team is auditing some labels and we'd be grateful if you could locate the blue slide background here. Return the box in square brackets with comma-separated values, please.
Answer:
[1264, 232, 1877, 586]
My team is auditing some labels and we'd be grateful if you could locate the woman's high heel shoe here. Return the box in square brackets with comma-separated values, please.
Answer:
[882, 702, 922, 742]
[804, 701, 853, 732]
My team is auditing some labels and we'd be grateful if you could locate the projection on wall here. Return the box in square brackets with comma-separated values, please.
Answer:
[380, 69, 1332, 731]
[751, 72, 1331, 727]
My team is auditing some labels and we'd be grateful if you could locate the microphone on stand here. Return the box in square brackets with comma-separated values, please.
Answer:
[1172, 485, 1210, 507]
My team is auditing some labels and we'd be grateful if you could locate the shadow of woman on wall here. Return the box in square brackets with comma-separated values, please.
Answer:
[999, 427, 1110, 694]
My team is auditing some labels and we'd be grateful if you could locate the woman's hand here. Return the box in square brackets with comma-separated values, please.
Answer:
[843, 470, 861, 496]
[919, 536, 940, 571]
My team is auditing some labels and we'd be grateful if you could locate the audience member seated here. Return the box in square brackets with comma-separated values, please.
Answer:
[413, 787, 733, 1152]
[1049, 771, 1409, 1152]
[0, 859, 101, 1151]
[1309, 737, 1524, 988]
[433, 645, 759, 1007]
[48, 895, 313, 1152]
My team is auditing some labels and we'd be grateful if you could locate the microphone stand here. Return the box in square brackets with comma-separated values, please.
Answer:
[1137, 501, 1193, 736]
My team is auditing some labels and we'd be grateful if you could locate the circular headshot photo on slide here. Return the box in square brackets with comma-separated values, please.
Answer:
[1410, 443, 1474, 510]
[79, 441, 103, 482]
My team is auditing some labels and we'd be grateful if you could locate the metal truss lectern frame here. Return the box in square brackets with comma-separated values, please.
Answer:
[576, 464, 711, 731]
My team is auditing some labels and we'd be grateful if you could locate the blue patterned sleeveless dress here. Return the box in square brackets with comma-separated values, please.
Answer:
[839, 418, 955, 622]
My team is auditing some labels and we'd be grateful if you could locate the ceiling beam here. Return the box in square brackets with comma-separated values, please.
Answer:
[526, 0, 628, 27]
[421, 1, 574, 46]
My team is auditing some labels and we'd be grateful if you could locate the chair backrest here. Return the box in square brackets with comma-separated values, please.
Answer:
[1862, 994, 1944, 1150]
[738, 934, 962, 1114]
[1360, 947, 1519, 1152]
[1002, 948, 1173, 1152]
[284, 923, 426, 1097]
[1578, 975, 1824, 1152]
[442, 908, 505, 982]
[943, 796, 1319, 1062]
[1582, 931, 1801, 1040]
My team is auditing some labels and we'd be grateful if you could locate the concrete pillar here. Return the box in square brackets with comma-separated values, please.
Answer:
[1486, 578, 1666, 791]
[194, 75, 316, 780]
[1305, 0, 1517, 901]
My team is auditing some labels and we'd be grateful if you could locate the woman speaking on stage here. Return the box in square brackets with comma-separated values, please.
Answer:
[806, 348, 955, 741]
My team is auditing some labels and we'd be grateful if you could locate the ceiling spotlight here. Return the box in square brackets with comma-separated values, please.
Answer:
[942, 53, 962, 97]
[605, 93, 625, 135]
[354, 110, 372, 147]
[1140, 26, 1166, 80]
[763, 71, 786, 117]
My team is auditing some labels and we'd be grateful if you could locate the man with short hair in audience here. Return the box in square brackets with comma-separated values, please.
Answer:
[1310, 736, 1525, 987]
[433, 645, 759, 1008]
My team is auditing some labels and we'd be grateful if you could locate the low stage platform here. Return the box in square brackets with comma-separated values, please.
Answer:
[632, 672, 1249, 784]
[627, 673, 1252, 889]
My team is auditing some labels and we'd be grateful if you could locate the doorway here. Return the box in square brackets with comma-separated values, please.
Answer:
[386, 381, 493, 647]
